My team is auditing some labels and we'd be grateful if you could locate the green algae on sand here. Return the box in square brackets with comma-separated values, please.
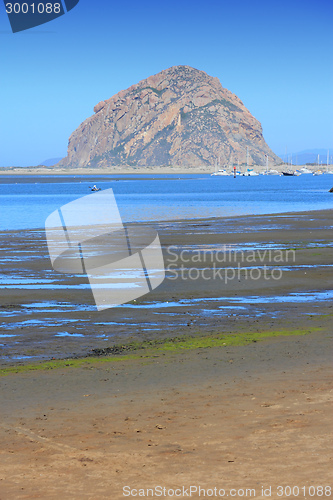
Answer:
[0, 327, 323, 377]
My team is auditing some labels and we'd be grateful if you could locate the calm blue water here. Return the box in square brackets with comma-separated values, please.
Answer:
[0, 174, 332, 230]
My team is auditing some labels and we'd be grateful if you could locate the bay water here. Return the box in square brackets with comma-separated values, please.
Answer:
[0, 174, 332, 231]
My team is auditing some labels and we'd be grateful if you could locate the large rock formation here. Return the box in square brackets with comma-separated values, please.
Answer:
[58, 66, 280, 168]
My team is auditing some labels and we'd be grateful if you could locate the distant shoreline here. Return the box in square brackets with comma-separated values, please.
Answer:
[0, 164, 332, 176]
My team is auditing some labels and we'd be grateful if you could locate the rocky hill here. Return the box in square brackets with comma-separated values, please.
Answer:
[58, 66, 281, 168]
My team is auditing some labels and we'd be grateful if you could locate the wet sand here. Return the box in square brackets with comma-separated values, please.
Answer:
[0, 209, 332, 363]
[0, 209, 332, 499]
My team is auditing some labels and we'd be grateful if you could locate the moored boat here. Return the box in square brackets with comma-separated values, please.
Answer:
[282, 169, 301, 176]
[282, 171, 295, 176]
[243, 168, 259, 176]
[211, 169, 229, 176]
[299, 167, 313, 174]
[265, 169, 280, 175]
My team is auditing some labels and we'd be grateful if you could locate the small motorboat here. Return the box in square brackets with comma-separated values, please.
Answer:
[264, 169, 280, 175]
[243, 168, 259, 176]
[299, 167, 313, 174]
[90, 185, 101, 192]
[211, 169, 229, 176]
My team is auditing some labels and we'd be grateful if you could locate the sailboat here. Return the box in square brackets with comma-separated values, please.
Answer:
[212, 168, 229, 176]
[263, 155, 280, 175]
[299, 167, 312, 174]
[244, 168, 259, 176]
[265, 169, 280, 175]
[211, 157, 229, 176]
[313, 154, 323, 175]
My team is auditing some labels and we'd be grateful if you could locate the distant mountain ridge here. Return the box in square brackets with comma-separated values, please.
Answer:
[57, 65, 281, 169]
[278, 149, 333, 166]
[39, 157, 64, 167]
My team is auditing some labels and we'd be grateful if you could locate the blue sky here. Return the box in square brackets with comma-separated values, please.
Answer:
[1, 0, 332, 166]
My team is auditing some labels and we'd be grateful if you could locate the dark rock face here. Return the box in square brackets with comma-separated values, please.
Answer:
[58, 65, 281, 168]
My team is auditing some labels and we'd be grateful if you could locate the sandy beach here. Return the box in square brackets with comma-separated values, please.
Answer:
[0, 209, 332, 499]
[1, 165, 333, 176]
[1, 332, 332, 500]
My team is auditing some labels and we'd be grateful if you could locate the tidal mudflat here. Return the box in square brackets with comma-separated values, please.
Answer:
[0, 209, 332, 364]
[0, 209, 332, 499]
